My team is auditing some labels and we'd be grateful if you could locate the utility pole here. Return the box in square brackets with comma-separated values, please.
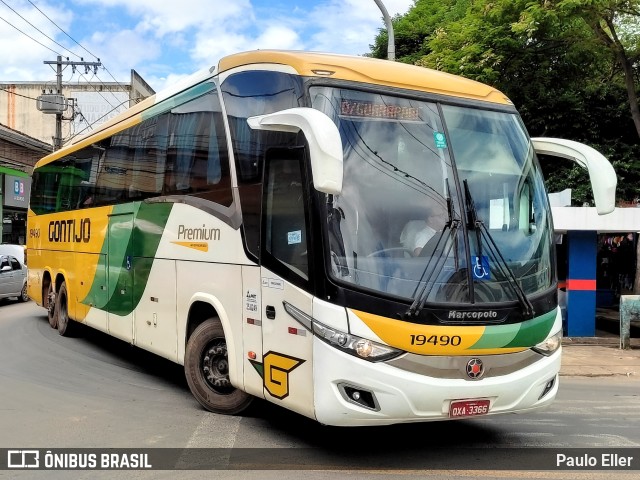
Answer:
[39, 56, 102, 150]
[373, 0, 395, 61]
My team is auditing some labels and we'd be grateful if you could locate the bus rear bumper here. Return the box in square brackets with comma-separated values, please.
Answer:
[313, 339, 561, 427]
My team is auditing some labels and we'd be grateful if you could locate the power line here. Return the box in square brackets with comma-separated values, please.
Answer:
[77, 71, 118, 109]
[67, 97, 131, 143]
[0, 86, 67, 110]
[94, 72, 130, 105]
[0, 86, 39, 102]
[26, 0, 131, 96]
[0, 0, 82, 60]
[0, 15, 61, 56]
[27, 0, 97, 60]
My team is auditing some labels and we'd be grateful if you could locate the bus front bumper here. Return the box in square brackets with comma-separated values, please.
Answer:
[312, 338, 561, 427]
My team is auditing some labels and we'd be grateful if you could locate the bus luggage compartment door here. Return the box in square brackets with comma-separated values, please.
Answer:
[106, 212, 134, 342]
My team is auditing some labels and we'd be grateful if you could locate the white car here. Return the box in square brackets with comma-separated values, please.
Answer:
[0, 254, 28, 303]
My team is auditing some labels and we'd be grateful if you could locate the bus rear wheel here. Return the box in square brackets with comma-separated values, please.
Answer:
[45, 282, 57, 328]
[54, 281, 74, 337]
[185, 318, 253, 415]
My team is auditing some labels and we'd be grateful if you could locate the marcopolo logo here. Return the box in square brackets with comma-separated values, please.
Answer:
[448, 310, 498, 320]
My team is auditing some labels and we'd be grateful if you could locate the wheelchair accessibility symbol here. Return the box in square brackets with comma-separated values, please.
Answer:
[472, 255, 490, 280]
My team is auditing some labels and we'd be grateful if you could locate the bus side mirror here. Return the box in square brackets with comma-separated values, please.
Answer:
[531, 137, 617, 215]
[247, 108, 343, 195]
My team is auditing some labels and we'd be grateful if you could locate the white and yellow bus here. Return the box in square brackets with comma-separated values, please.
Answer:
[27, 50, 616, 426]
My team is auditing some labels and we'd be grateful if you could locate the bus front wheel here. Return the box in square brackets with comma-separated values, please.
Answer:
[185, 318, 253, 415]
[54, 281, 74, 337]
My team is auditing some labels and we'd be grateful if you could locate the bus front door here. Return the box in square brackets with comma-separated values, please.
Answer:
[258, 147, 315, 419]
[107, 211, 134, 342]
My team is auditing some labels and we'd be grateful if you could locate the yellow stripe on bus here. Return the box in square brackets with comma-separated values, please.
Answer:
[171, 241, 209, 252]
[28, 206, 113, 321]
[352, 309, 526, 356]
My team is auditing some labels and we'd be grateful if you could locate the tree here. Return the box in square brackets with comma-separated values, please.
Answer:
[526, 1, 640, 138]
[369, 0, 640, 206]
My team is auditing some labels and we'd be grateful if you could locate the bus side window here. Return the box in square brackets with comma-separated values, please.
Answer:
[164, 85, 232, 207]
[263, 148, 309, 281]
[128, 116, 167, 200]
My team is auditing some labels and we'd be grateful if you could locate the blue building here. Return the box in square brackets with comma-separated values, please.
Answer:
[552, 202, 640, 337]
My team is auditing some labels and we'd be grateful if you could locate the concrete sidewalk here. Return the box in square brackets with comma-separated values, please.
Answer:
[561, 337, 640, 377]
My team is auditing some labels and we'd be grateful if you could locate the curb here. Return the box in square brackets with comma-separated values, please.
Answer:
[562, 337, 640, 348]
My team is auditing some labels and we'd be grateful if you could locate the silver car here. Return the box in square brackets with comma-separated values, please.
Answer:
[0, 254, 28, 302]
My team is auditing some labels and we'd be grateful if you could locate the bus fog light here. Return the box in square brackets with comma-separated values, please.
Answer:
[355, 339, 373, 357]
[539, 376, 556, 399]
[339, 384, 380, 411]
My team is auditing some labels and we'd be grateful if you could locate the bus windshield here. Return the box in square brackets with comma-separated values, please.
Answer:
[311, 86, 554, 305]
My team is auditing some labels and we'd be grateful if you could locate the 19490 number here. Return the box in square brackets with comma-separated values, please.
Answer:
[409, 334, 462, 346]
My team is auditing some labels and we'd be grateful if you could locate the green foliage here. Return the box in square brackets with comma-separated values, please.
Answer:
[369, 0, 640, 204]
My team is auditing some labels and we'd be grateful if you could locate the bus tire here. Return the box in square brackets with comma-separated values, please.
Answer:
[184, 318, 253, 415]
[54, 281, 74, 337]
[45, 282, 57, 328]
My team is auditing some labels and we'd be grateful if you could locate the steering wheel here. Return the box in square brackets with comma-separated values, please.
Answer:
[367, 247, 413, 258]
[418, 231, 444, 257]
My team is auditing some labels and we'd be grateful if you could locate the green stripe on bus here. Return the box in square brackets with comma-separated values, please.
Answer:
[467, 322, 521, 350]
[82, 202, 173, 315]
[470, 308, 557, 349]
[504, 309, 557, 348]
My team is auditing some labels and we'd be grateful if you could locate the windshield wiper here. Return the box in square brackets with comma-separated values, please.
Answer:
[463, 180, 535, 319]
[326, 194, 349, 276]
[406, 181, 460, 318]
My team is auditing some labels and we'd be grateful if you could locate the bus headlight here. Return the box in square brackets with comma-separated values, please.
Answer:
[283, 301, 403, 362]
[312, 321, 402, 361]
[532, 330, 562, 356]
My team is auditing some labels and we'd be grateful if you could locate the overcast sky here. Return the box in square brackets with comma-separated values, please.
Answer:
[0, 0, 414, 92]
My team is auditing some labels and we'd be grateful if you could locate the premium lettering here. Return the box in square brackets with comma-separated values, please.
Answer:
[48, 218, 91, 243]
[178, 224, 220, 241]
[448, 310, 498, 320]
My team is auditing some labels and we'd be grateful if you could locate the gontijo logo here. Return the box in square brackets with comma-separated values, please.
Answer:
[48, 218, 91, 243]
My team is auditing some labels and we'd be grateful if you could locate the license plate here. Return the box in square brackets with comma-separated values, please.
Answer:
[449, 399, 490, 418]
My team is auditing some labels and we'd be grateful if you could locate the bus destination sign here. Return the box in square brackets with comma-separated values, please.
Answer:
[340, 100, 420, 121]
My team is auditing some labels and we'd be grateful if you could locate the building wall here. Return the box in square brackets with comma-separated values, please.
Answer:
[0, 71, 154, 148]
[0, 135, 45, 170]
[0, 83, 132, 146]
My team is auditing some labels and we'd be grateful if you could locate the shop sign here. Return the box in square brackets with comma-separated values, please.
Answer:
[3, 175, 31, 208]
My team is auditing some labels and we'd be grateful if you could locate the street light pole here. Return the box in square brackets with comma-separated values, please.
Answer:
[373, 0, 395, 61]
